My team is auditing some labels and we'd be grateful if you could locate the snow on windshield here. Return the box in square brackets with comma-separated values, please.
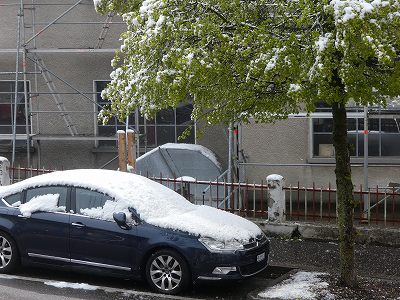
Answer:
[0, 169, 261, 242]
[19, 194, 65, 217]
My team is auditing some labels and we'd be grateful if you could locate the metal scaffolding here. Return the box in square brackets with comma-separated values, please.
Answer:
[0, 0, 131, 168]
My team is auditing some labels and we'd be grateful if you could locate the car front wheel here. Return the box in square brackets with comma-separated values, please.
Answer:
[0, 232, 19, 273]
[145, 249, 190, 295]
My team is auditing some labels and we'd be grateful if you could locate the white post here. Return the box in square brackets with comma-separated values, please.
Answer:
[267, 174, 285, 222]
[0, 157, 11, 186]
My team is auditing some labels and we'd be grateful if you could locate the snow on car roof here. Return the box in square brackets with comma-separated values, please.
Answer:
[0, 169, 261, 242]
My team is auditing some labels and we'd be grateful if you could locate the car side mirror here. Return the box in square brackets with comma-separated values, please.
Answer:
[113, 212, 131, 230]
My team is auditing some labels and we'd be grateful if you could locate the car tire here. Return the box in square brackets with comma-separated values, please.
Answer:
[0, 231, 19, 273]
[145, 249, 190, 295]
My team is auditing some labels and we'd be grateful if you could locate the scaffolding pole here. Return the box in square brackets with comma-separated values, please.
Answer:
[24, 0, 84, 46]
[31, 0, 40, 146]
[12, 2, 22, 168]
[27, 55, 136, 133]
[20, 0, 31, 167]
[23, 50, 31, 166]
[2, 0, 140, 168]
[95, 12, 114, 49]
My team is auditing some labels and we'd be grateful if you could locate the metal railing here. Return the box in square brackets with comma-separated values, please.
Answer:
[285, 183, 400, 226]
[8, 166, 57, 183]
[147, 176, 269, 219]
[5, 166, 400, 226]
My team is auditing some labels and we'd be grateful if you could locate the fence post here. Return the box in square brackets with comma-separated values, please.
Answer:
[117, 130, 127, 172]
[126, 130, 136, 173]
[0, 157, 10, 186]
[267, 174, 285, 222]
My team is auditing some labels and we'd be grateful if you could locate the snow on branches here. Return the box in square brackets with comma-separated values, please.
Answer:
[95, 0, 400, 125]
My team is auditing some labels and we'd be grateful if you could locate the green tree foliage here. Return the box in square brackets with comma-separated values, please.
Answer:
[96, 0, 400, 286]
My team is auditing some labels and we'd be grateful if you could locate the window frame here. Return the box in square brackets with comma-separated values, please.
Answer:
[71, 186, 115, 218]
[2, 192, 23, 208]
[0, 80, 32, 142]
[309, 109, 400, 164]
[93, 80, 197, 152]
[19, 185, 72, 214]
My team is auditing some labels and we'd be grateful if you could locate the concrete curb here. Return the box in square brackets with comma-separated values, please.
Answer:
[253, 220, 400, 247]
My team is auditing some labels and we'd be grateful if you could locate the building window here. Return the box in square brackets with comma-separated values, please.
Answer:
[312, 109, 400, 158]
[0, 81, 31, 145]
[95, 81, 195, 150]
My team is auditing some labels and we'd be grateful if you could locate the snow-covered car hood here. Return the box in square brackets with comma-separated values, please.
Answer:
[0, 169, 262, 242]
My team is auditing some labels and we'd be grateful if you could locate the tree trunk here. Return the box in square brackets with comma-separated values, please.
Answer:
[332, 102, 356, 287]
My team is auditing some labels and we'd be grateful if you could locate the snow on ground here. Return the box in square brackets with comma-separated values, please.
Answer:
[0, 274, 23, 280]
[0, 169, 261, 242]
[44, 281, 98, 291]
[19, 194, 65, 217]
[258, 271, 335, 300]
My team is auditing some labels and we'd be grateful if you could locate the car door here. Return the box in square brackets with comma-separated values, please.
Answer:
[15, 186, 71, 264]
[69, 187, 134, 274]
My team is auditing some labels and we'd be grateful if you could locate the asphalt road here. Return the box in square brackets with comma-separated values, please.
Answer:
[0, 264, 292, 300]
[269, 238, 400, 280]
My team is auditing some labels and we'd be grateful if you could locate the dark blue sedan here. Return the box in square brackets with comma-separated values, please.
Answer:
[0, 169, 269, 295]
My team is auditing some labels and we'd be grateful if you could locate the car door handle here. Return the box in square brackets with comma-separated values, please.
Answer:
[71, 222, 86, 228]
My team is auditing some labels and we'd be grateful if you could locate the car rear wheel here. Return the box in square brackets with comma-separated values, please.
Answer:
[0, 232, 18, 273]
[145, 249, 190, 295]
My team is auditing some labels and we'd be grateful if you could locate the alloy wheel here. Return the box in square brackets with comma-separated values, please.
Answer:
[0, 236, 12, 269]
[149, 255, 182, 291]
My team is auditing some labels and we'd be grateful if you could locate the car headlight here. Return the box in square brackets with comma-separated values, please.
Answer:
[198, 237, 244, 253]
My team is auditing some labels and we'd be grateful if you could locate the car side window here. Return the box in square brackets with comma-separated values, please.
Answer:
[26, 186, 68, 209]
[75, 188, 115, 220]
[3, 193, 22, 207]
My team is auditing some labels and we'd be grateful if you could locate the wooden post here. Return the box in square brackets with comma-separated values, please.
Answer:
[117, 130, 127, 172]
[127, 130, 136, 173]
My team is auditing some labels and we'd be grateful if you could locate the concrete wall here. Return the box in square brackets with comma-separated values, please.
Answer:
[241, 118, 400, 188]
[197, 124, 229, 171]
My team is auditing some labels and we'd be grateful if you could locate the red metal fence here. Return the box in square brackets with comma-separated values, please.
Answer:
[8, 166, 56, 183]
[151, 176, 400, 226]
[285, 183, 400, 226]
[6, 166, 400, 227]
